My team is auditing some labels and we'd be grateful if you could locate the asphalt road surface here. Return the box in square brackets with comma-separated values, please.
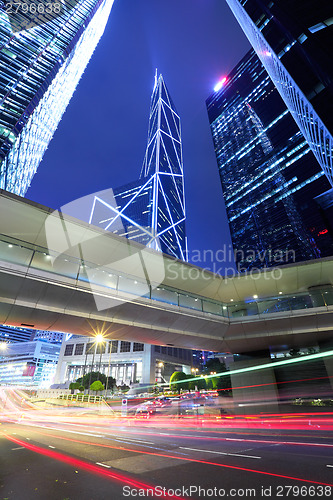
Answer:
[1, 389, 333, 500]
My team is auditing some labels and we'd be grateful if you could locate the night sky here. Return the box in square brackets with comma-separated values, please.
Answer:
[26, 0, 250, 271]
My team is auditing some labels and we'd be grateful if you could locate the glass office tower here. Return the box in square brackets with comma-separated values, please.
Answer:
[225, 0, 333, 186]
[0, 0, 114, 196]
[207, 50, 333, 271]
[90, 74, 188, 261]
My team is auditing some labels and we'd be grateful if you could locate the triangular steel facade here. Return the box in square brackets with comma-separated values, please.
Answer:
[90, 74, 188, 261]
[140, 73, 187, 261]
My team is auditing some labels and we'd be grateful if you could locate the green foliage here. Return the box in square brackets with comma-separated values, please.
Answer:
[69, 382, 80, 390]
[118, 384, 130, 392]
[76, 372, 116, 390]
[149, 384, 160, 394]
[289, 348, 301, 357]
[78, 385, 85, 392]
[188, 375, 206, 391]
[202, 358, 231, 392]
[69, 382, 80, 394]
[90, 380, 105, 392]
[311, 399, 324, 406]
[170, 371, 189, 393]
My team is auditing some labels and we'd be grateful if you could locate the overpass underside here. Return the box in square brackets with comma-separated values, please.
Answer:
[1, 190, 333, 353]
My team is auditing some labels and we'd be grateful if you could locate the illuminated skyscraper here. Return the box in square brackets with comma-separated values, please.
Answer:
[0, 0, 114, 196]
[207, 50, 333, 271]
[225, 0, 333, 186]
[90, 74, 188, 261]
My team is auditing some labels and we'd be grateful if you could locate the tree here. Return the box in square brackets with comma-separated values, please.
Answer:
[202, 358, 231, 392]
[90, 380, 105, 392]
[170, 371, 189, 393]
[289, 348, 301, 357]
[188, 374, 206, 391]
[69, 382, 80, 394]
[76, 372, 116, 391]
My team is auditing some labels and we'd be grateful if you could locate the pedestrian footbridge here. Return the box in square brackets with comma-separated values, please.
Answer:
[1, 190, 333, 353]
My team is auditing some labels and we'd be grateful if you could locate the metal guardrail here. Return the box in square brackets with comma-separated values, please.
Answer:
[58, 393, 104, 403]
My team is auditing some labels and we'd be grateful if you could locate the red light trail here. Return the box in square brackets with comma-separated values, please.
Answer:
[6, 428, 333, 487]
[1, 433, 186, 500]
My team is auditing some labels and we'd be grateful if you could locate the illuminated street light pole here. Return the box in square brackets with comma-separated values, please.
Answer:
[82, 337, 92, 379]
[105, 341, 113, 398]
[191, 367, 199, 392]
[88, 334, 104, 392]
[96, 337, 105, 380]
[88, 344, 97, 392]
[158, 362, 165, 386]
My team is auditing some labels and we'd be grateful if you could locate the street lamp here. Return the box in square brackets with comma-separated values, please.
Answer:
[105, 340, 114, 398]
[82, 337, 93, 379]
[96, 335, 106, 378]
[157, 362, 166, 385]
[88, 334, 105, 391]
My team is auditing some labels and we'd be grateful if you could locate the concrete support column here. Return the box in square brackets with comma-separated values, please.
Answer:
[142, 348, 154, 385]
[230, 350, 279, 415]
[318, 340, 333, 394]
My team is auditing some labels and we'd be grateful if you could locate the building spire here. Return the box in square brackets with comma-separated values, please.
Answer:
[154, 68, 158, 91]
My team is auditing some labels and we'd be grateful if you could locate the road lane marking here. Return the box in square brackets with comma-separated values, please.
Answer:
[327, 465, 333, 468]
[48, 445, 55, 449]
[26, 423, 104, 438]
[110, 435, 155, 445]
[114, 438, 154, 446]
[115, 438, 154, 445]
[11, 447, 25, 450]
[96, 462, 111, 468]
[179, 447, 261, 459]
[4, 432, 332, 487]
[224, 437, 333, 448]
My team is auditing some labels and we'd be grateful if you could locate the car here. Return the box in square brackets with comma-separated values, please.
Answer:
[135, 405, 156, 418]
[154, 396, 172, 406]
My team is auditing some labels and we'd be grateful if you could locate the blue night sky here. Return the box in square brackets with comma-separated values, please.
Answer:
[26, 0, 250, 271]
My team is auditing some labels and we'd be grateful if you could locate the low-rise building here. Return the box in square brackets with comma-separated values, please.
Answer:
[54, 336, 193, 387]
[0, 340, 60, 387]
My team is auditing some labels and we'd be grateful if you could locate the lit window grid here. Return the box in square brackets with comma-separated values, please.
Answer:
[0, 0, 114, 196]
[209, 72, 326, 218]
[0, 359, 57, 387]
[225, 0, 333, 187]
[208, 75, 323, 263]
[90, 75, 188, 262]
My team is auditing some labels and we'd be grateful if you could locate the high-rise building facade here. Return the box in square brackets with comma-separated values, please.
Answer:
[0, 340, 60, 387]
[0, 0, 114, 196]
[32, 330, 64, 344]
[225, 0, 333, 186]
[90, 74, 188, 261]
[207, 50, 333, 271]
[0, 324, 33, 343]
